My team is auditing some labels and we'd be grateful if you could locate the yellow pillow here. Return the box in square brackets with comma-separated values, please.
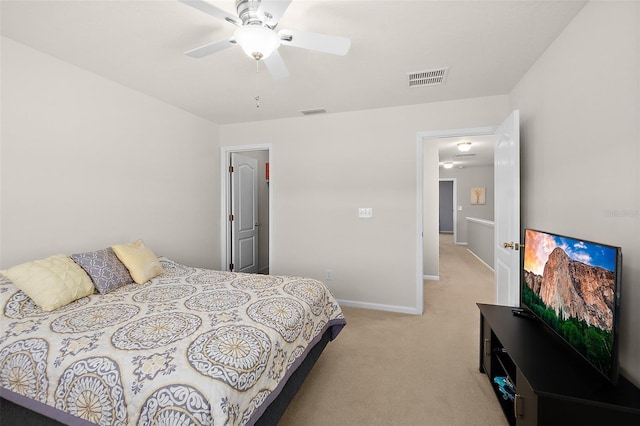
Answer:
[111, 239, 164, 284]
[1, 254, 94, 311]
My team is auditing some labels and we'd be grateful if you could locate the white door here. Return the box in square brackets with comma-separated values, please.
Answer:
[494, 110, 520, 306]
[231, 153, 258, 273]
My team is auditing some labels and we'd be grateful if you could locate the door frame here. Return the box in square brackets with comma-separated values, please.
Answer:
[220, 144, 272, 272]
[417, 127, 496, 314]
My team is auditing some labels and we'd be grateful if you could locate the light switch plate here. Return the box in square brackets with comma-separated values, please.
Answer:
[358, 207, 373, 218]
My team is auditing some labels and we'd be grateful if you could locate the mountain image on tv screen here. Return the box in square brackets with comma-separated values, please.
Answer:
[522, 229, 617, 378]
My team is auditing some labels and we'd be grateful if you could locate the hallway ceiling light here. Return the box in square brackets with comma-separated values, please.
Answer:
[457, 142, 472, 152]
[443, 162, 454, 169]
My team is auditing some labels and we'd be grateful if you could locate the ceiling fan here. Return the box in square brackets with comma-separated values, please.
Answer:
[180, 0, 351, 79]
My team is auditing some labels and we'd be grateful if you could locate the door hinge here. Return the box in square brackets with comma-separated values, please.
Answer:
[229, 165, 234, 173]
[229, 263, 234, 271]
[229, 214, 234, 221]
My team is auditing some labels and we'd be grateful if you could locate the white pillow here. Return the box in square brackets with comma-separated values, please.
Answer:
[1, 254, 95, 311]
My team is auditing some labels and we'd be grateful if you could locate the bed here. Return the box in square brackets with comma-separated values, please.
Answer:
[0, 250, 345, 426]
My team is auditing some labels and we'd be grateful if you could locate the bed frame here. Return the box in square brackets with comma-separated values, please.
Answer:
[0, 329, 331, 425]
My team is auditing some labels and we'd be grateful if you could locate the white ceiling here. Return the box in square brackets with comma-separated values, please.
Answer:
[1, 0, 587, 127]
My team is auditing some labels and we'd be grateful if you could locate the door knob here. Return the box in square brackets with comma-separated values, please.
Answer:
[503, 242, 522, 250]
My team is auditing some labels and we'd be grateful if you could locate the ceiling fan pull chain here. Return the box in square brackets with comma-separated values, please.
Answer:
[255, 60, 260, 108]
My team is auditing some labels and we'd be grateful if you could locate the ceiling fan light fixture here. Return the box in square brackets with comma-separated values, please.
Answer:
[457, 142, 472, 152]
[234, 25, 281, 60]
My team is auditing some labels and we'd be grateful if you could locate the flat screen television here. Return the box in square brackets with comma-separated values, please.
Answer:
[521, 228, 622, 385]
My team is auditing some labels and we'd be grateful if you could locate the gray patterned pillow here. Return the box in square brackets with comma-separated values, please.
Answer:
[71, 248, 134, 294]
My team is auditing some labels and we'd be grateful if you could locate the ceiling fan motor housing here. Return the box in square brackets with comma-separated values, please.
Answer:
[236, 0, 269, 27]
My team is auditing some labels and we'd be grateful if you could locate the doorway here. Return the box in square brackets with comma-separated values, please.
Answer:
[221, 145, 271, 273]
[417, 111, 521, 314]
[416, 126, 496, 314]
[439, 178, 455, 237]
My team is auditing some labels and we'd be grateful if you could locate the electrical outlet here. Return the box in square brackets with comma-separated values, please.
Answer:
[326, 270, 333, 280]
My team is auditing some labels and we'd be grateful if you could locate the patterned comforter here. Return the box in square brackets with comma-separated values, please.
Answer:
[0, 258, 346, 425]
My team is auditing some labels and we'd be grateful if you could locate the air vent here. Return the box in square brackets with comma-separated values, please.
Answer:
[408, 67, 449, 88]
[300, 108, 327, 115]
[456, 153, 476, 158]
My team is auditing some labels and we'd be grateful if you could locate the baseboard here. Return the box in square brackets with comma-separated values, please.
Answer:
[337, 299, 421, 315]
[423, 275, 439, 281]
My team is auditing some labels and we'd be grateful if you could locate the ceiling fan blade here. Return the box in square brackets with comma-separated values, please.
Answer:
[279, 29, 351, 56]
[257, 0, 293, 27]
[263, 50, 290, 79]
[179, 0, 241, 26]
[185, 38, 235, 58]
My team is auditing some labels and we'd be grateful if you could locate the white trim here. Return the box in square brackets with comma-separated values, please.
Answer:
[416, 136, 425, 315]
[337, 299, 422, 315]
[423, 275, 439, 281]
[467, 248, 495, 272]
[417, 126, 496, 317]
[220, 144, 272, 272]
[420, 127, 497, 139]
[466, 217, 495, 227]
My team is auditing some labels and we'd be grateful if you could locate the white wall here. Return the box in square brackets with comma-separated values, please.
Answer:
[0, 38, 221, 269]
[510, 1, 640, 385]
[221, 96, 509, 313]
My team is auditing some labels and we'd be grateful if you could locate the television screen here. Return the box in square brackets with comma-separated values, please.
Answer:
[521, 229, 622, 384]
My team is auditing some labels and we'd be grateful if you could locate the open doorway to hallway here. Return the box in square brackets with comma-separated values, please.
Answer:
[420, 130, 496, 282]
[418, 110, 521, 311]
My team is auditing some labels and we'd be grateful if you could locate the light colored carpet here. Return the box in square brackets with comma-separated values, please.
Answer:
[278, 234, 509, 425]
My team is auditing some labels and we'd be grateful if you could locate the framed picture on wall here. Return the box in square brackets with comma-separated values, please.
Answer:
[471, 187, 486, 205]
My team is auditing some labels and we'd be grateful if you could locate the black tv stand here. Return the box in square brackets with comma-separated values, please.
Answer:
[478, 303, 640, 426]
